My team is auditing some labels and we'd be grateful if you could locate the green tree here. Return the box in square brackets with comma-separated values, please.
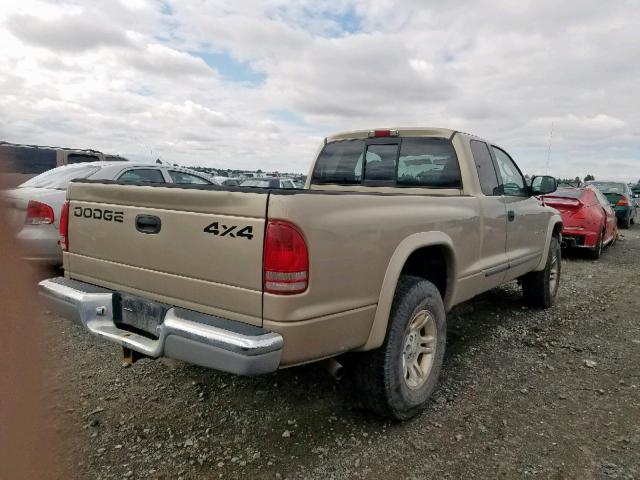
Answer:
[584, 174, 595, 182]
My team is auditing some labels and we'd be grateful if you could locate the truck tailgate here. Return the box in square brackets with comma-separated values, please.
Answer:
[64, 182, 267, 326]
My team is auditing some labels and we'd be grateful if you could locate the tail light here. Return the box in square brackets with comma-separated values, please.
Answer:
[616, 197, 629, 206]
[25, 200, 55, 225]
[263, 220, 308, 294]
[59, 201, 70, 251]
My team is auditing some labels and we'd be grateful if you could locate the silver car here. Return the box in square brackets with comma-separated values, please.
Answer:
[3, 162, 217, 265]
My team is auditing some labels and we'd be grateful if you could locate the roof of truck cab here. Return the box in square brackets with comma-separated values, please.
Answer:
[326, 127, 457, 142]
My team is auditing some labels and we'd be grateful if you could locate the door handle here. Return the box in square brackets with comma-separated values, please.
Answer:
[507, 210, 516, 222]
[135, 214, 162, 234]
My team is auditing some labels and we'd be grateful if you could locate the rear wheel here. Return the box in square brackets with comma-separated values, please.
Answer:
[350, 276, 446, 420]
[587, 228, 604, 259]
[621, 213, 631, 229]
[521, 236, 561, 308]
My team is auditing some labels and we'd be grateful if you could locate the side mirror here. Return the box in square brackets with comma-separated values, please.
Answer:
[530, 175, 557, 195]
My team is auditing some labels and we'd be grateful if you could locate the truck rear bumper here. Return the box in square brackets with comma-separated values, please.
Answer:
[39, 277, 283, 375]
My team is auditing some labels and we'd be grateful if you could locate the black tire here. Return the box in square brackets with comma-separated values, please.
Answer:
[587, 228, 604, 260]
[350, 276, 446, 420]
[620, 213, 631, 229]
[521, 236, 561, 308]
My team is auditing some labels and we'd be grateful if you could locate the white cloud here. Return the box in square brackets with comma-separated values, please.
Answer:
[0, 0, 638, 180]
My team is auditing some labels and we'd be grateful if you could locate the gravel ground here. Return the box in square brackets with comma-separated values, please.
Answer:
[44, 226, 640, 480]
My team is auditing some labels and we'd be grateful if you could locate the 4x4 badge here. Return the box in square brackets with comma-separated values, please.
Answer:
[203, 222, 253, 240]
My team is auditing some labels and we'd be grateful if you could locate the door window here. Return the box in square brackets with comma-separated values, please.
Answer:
[492, 147, 527, 196]
[118, 168, 165, 184]
[470, 140, 500, 196]
[168, 170, 210, 184]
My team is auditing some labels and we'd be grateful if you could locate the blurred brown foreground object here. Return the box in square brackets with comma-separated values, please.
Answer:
[0, 174, 66, 479]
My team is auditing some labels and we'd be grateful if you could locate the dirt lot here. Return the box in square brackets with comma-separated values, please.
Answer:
[43, 227, 640, 480]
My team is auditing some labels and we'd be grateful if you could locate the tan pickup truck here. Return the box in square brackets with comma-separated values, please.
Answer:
[40, 128, 562, 419]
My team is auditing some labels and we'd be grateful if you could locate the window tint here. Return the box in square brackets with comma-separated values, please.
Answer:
[364, 144, 398, 182]
[470, 140, 500, 195]
[492, 147, 527, 196]
[67, 153, 100, 164]
[168, 170, 210, 184]
[396, 138, 461, 188]
[281, 180, 295, 189]
[118, 168, 165, 184]
[311, 139, 364, 184]
[312, 137, 461, 188]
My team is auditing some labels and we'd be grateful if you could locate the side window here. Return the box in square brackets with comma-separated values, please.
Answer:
[281, 180, 295, 189]
[363, 144, 398, 182]
[491, 147, 527, 196]
[118, 168, 165, 184]
[397, 138, 461, 188]
[67, 153, 100, 164]
[470, 140, 500, 196]
[168, 170, 210, 184]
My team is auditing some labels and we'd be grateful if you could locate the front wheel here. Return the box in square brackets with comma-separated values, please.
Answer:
[521, 236, 561, 308]
[350, 276, 446, 420]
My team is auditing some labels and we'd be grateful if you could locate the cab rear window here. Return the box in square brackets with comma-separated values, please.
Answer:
[311, 137, 461, 188]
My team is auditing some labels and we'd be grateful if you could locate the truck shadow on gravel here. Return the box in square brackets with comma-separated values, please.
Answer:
[175, 280, 545, 425]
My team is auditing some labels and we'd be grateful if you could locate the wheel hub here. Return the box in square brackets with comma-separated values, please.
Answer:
[402, 309, 437, 390]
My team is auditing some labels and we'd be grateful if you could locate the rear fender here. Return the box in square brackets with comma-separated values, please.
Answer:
[359, 232, 456, 351]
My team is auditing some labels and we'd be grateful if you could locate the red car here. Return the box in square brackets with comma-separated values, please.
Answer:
[543, 186, 618, 259]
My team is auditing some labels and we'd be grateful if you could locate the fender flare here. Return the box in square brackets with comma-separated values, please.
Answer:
[534, 214, 563, 271]
[359, 232, 457, 351]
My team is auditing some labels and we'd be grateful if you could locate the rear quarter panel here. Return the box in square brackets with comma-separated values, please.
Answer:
[264, 191, 482, 323]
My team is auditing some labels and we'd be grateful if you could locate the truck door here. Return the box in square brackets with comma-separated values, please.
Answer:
[469, 140, 508, 286]
[491, 146, 548, 280]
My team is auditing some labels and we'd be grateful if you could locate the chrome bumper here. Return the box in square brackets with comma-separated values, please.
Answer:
[39, 277, 283, 375]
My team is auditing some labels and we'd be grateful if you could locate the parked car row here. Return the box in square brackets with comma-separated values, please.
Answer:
[543, 186, 618, 259]
[542, 180, 638, 259]
[585, 181, 638, 228]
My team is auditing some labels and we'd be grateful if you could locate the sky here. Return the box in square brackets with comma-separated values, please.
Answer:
[0, 0, 638, 180]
